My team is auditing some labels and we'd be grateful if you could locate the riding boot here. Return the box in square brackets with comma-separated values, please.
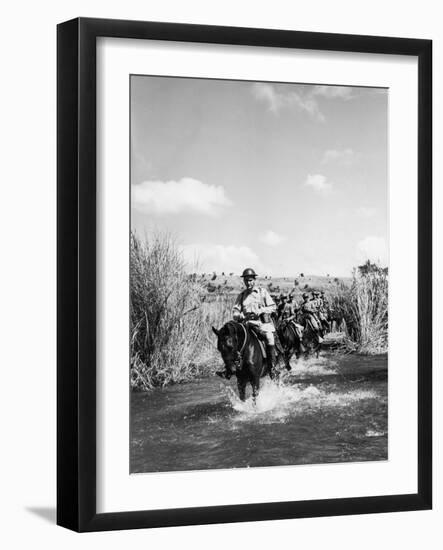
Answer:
[266, 345, 276, 379]
[274, 332, 284, 355]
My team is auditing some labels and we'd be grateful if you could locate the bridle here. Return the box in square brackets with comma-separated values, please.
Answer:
[226, 320, 248, 360]
[224, 320, 266, 379]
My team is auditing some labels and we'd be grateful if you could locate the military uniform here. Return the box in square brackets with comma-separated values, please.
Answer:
[276, 295, 286, 320]
[233, 286, 277, 345]
[320, 293, 330, 317]
[216, 268, 278, 380]
[292, 299, 302, 323]
[281, 298, 304, 342]
[301, 297, 322, 334]
[280, 301, 296, 322]
[310, 293, 323, 320]
[317, 293, 329, 333]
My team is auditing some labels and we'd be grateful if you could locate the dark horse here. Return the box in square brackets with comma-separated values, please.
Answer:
[212, 321, 273, 402]
[277, 321, 303, 371]
[301, 316, 322, 358]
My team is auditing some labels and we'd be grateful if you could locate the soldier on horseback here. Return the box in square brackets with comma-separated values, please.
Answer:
[277, 292, 287, 321]
[319, 290, 330, 333]
[301, 291, 323, 344]
[311, 290, 328, 335]
[290, 293, 302, 323]
[279, 293, 304, 347]
[279, 293, 297, 323]
[216, 268, 277, 380]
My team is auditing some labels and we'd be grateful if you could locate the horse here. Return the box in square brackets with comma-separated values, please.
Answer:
[329, 313, 344, 333]
[212, 321, 273, 402]
[300, 315, 322, 358]
[277, 320, 303, 371]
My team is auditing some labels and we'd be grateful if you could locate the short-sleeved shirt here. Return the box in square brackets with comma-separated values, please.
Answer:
[232, 286, 276, 318]
[302, 300, 317, 314]
[281, 302, 296, 319]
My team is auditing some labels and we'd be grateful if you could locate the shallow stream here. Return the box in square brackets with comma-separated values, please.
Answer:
[131, 353, 387, 473]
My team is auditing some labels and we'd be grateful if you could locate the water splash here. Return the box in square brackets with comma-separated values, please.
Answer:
[226, 378, 378, 424]
[365, 429, 387, 437]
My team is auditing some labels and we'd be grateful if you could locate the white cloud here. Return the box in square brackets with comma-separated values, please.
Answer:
[251, 83, 325, 122]
[251, 83, 355, 121]
[132, 177, 232, 216]
[322, 148, 355, 166]
[304, 174, 333, 194]
[356, 206, 377, 218]
[356, 236, 388, 265]
[312, 85, 355, 100]
[260, 230, 287, 246]
[180, 243, 265, 275]
[251, 83, 279, 112]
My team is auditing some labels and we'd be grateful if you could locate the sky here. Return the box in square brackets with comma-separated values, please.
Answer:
[131, 75, 388, 277]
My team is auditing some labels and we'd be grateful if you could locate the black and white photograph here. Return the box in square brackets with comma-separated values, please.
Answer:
[130, 75, 389, 474]
[0, 0, 438, 542]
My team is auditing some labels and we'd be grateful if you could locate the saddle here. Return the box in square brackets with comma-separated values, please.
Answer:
[247, 325, 268, 358]
[283, 320, 304, 340]
[305, 314, 321, 332]
[303, 316, 324, 344]
[247, 325, 284, 357]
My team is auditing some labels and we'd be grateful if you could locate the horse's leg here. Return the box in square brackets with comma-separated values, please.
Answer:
[251, 377, 260, 406]
[294, 336, 301, 360]
[268, 363, 280, 381]
[267, 349, 275, 380]
[284, 348, 292, 371]
[302, 336, 309, 359]
[237, 377, 247, 402]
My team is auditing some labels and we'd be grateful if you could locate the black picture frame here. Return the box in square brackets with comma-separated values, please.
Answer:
[57, 17, 432, 532]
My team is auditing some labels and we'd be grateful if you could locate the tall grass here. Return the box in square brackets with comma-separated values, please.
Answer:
[332, 267, 388, 354]
[130, 232, 233, 390]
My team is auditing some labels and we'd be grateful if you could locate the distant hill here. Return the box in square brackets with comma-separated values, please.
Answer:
[190, 273, 352, 298]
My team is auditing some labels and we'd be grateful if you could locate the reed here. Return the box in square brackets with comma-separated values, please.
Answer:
[130, 232, 233, 390]
[331, 266, 388, 354]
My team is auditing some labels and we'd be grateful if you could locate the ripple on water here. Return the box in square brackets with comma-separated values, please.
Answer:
[283, 355, 338, 378]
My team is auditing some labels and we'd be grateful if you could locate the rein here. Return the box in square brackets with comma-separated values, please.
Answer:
[226, 320, 267, 378]
[227, 321, 248, 358]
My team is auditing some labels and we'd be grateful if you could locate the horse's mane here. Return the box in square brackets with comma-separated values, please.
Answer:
[219, 320, 242, 337]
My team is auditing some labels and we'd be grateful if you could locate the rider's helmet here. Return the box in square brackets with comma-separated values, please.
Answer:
[241, 268, 257, 278]
[280, 292, 286, 300]
[302, 292, 309, 300]
[314, 290, 320, 296]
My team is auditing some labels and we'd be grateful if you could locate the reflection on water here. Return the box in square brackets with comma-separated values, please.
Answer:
[130, 353, 387, 473]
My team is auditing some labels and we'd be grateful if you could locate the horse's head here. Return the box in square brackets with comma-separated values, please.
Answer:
[212, 322, 241, 371]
